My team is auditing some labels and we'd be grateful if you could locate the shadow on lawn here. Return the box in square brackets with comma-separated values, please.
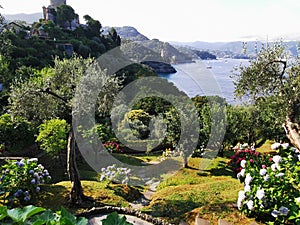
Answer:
[197, 160, 236, 178]
[35, 184, 69, 211]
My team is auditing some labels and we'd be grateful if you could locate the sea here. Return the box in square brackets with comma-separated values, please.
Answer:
[158, 58, 249, 104]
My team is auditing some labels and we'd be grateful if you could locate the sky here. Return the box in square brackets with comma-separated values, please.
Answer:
[1, 0, 300, 42]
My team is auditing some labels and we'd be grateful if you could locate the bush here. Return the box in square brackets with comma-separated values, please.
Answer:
[0, 114, 35, 152]
[36, 119, 70, 158]
[103, 141, 122, 153]
[228, 149, 263, 174]
[235, 144, 300, 224]
[0, 158, 51, 205]
[99, 164, 131, 185]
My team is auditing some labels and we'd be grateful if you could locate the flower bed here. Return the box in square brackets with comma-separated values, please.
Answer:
[232, 143, 300, 224]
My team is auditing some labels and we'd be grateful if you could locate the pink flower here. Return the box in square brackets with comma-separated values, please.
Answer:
[250, 159, 254, 163]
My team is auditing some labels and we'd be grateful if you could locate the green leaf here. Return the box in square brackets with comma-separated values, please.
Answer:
[74, 217, 88, 225]
[0, 205, 7, 221]
[59, 207, 88, 225]
[30, 210, 58, 225]
[102, 212, 133, 225]
[7, 207, 23, 222]
[7, 205, 46, 223]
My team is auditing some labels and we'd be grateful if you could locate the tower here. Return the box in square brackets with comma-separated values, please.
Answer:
[50, 0, 66, 9]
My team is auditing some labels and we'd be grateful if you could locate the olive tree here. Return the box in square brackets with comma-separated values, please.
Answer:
[233, 42, 300, 149]
[9, 56, 122, 204]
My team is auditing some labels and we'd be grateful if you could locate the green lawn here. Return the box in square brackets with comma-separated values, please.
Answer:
[142, 156, 259, 224]
[34, 152, 262, 224]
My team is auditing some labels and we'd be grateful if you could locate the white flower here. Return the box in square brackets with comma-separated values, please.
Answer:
[237, 172, 242, 180]
[271, 163, 277, 172]
[256, 189, 265, 200]
[237, 199, 243, 210]
[245, 173, 253, 185]
[99, 175, 105, 182]
[281, 143, 289, 149]
[244, 185, 251, 192]
[279, 206, 289, 216]
[260, 168, 267, 176]
[122, 176, 129, 184]
[240, 160, 247, 168]
[264, 174, 270, 181]
[271, 210, 280, 218]
[38, 164, 44, 170]
[295, 197, 300, 203]
[238, 190, 246, 201]
[275, 173, 284, 178]
[271, 143, 281, 150]
[273, 155, 282, 164]
[28, 158, 38, 162]
[240, 169, 245, 177]
[246, 200, 254, 210]
[298, 155, 300, 162]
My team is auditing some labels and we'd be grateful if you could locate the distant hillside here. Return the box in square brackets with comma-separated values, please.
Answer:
[121, 39, 193, 64]
[103, 26, 149, 42]
[171, 41, 299, 58]
[103, 26, 193, 64]
[3, 13, 43, 24]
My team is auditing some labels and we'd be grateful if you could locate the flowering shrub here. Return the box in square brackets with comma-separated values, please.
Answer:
[162, 148, 182, 158]
[228, 149, 263, 173]
[103, 141, 122, 153]
[0, 158, 51, 205]
[236, 144, 300, 224]
[99, 164, 131, 185]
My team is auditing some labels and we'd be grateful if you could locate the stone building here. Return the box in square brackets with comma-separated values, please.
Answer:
[42, 0, 80, 30]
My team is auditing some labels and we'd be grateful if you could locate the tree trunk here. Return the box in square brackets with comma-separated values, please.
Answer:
[67, 128, 84, 205]
[183, 155, 188, 168]
[283, 115, 300, 150]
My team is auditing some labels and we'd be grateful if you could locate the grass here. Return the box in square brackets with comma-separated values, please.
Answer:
[143, 156, 261, 224]
[35, 180, 142, 214]
[31, 150, 267, 224]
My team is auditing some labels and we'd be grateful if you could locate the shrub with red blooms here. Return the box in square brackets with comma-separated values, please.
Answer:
[103, 141, 122, 153]
[228, 149, 263, 173]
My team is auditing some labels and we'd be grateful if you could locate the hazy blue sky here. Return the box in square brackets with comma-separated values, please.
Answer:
[1, 0, 299, 42]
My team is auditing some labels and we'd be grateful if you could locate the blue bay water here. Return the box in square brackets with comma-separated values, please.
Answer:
[158, 58, 249, 104]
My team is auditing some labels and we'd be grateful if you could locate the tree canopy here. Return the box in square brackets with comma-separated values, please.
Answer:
[233, 42, 300, 149]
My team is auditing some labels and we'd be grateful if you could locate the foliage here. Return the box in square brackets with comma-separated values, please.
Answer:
[162, 148, 182, 158]
[0, 205, 88, 224]
[103, 141, 122, 153]
[83, 14, 102, 38]
[227, 149, 262, 174]
[102, 211, 133, 225]
[124, 109, 152, 140]
[36, 119, 70, 158]
[56, 5, 76, 29]
[99, 164, 131, 185]
[0, 113, 35, 152]
[9, 56, 121, 122]
[232, 42, 300, 148]
[0, 158, 51, 205]
[200, 96, 227, 155]
[236, 145, 300, 224]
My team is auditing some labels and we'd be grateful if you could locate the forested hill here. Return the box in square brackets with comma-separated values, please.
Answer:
[103, 26, 149, 42]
